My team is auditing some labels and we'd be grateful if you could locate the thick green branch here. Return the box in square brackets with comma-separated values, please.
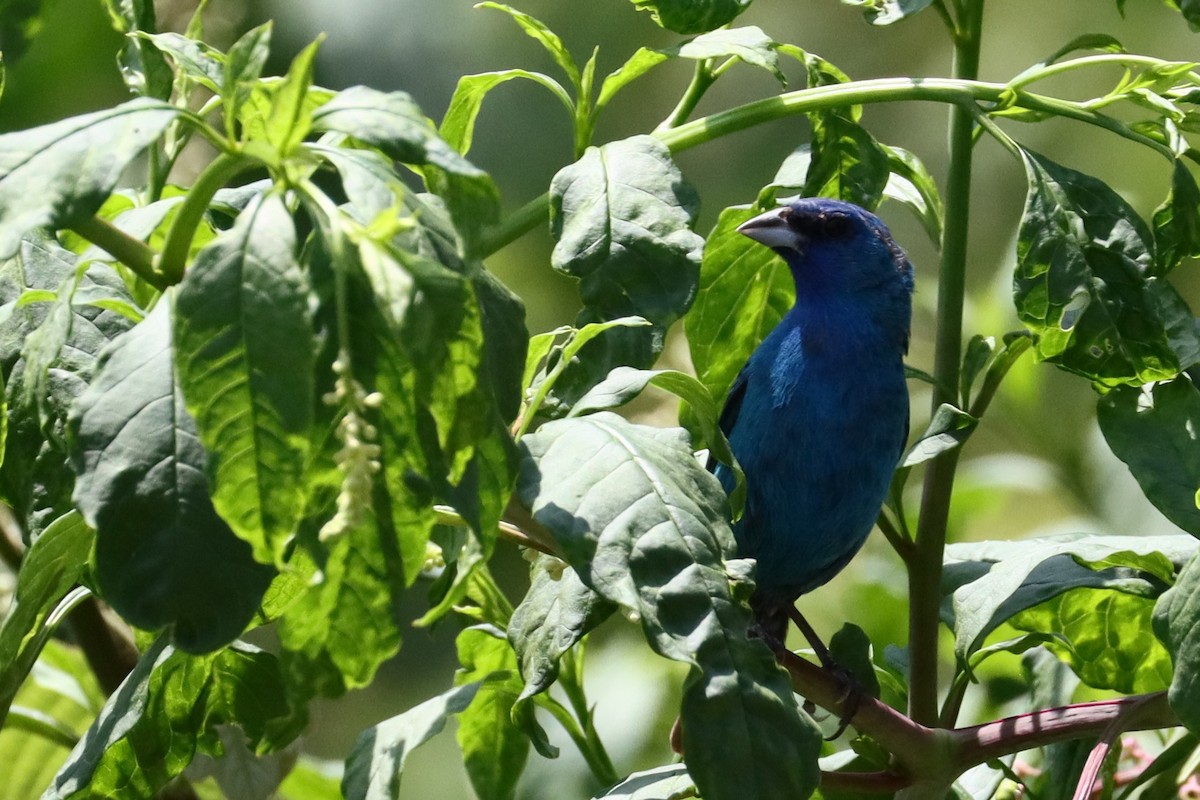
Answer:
[480, 76, 1170, 258]
[908, 0, 984, 728]
[70, 216, 166, 290]
[156, 152, 254, 284]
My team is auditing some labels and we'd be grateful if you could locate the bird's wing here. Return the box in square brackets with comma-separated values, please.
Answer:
[706, 367, 749, 473]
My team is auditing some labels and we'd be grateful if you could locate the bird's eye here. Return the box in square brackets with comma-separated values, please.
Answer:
[821, 214, 852, 239]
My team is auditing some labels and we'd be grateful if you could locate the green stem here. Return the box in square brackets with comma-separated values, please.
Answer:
[538, 696, 619, 786]
[70, 216, 166, 290]
[480, 76, 1171, 258]
[656, 59, 716, 131]
[908, 0, 984, 729]
[1007, 53, 1200, 92]
[157, 151, 252, 284]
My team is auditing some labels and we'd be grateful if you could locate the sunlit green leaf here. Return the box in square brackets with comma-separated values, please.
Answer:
[174, 192, 313, 567]
[476, 3, 580, 91]
[455, 626, 528, 800]
[840, 0, 936, 25]
[440, 70, 573, 155]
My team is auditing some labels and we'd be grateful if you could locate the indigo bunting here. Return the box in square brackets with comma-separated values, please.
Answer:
[715, 198, 913, 646]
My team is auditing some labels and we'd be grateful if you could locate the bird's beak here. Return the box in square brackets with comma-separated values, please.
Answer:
[736, 207, 798, 250]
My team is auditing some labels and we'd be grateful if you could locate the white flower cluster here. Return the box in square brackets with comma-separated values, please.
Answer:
[319, 352, 385, 541]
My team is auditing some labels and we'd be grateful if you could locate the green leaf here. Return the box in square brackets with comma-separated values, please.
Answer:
[278, 757, 344, 800]
[1163, 0, 1200, 30]
[943, 533, 1195, 661]
[0, 641, 104, 800]
[1098, 377, 1200, 537]
[43, 639, 298, 799]
[595, 764, 694, 799]
[685, 204, 792, 413]
[174, 192, 313, 567]
[137, 31, 224, 93]
[802, 116, 890, 210]
[901, 403, 978, 467]
[517, 413, 820, 800]
[1154, 550, 1200, 735]
[341, 680, 485, 800]
[671, 26, 784, 83]
[473, 267, 528, 425]
[476, 3, 580, 91]
[0, 512, 92, 727]
[828, 624, 881, 699]
[508, 555, 615, 718]
[1152, 159, 1200, 273]
[882, 145, 944, 246]
[440, 70, 573, 155]
[312, 86, 501, 246]
[69, 301, 275, 653]
[629, 0, 753, 34]
[1014, 148, 1200, 386]
[223, 21, 273, 116]
[550, 135, 702, 325]
[1011, 587, 1171, 693]
[264, 37, 322, 153]
[0, 99, 179, 259]
[839, 0, 936, 25]
[455, 626, 529, 800]
[103, 0, 173, 100]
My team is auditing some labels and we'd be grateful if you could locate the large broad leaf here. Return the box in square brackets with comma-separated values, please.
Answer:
[43, 639, 299, 799]
[174, 192, 313, 566]
[943, 534, 1195, 662]
[685, 204, 792, 411]
[1014, 149, 1200, 386]
[628, 0, 753, 34]
[0, 99, 179, 259]
[69, 301, 275, 653]
[517, 413, 819, 800]
[1098, 377, 1200, 537]
[341, 680, 485, 800]
[455, 626, 528, 800]
[1154, 550, 1200, 735]
[548, 135, 703, 401]
[0, 512, 92, 727]
[550, 135, 702, 326]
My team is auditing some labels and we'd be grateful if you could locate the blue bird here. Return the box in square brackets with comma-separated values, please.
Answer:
[714, 197, 913, 648]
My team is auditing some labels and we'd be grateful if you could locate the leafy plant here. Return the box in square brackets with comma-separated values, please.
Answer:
[1, 0, 1200, 798]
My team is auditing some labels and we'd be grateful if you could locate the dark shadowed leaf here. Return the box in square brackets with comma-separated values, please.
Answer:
[1098, 377, 1200, 537]
[43, 640, 298, 799]
[517, 413, 819, 800]
[174, 193, 313, 566]
[455, 626, 528, 800]
[69, 301, 275, 653]
[341, 681, 485, 800]
[628, 0, 753, 34]
[0, 511, 91, 727]
[103, 0, 173, 100]
[1153, 550, 1200, 734]
[0, 100, 179, 260]
[943, 534, 1194, 662]
[1152, 159, 1200, 273]
[1014, 149, 1200, 385]
[137, 32, 223, 93]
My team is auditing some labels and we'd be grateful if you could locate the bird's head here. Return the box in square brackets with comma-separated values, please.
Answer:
[737, 197, 914, 347]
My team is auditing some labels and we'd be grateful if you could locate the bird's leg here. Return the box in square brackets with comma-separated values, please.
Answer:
[786, 605, 863, 741]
